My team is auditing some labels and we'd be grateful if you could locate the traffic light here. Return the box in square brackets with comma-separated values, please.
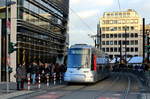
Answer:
[9, 42, 16, 54]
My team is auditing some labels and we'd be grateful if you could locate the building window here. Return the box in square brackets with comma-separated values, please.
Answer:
[102, 41, 105, 45]
[106, 41, 109, 45]
[131, 26, 134, 30]
[102, 34, 105, 38]
[127, 47, 129, 52]
[130, 40, 134, 45]
[126, 41, 129, 45]
[135, 33, 138, 38]
[126, 33, 129, 37]
[114, 41, 117, 45]
[102, 27, 105, 31]
[122, 33, 125, 38]
[130, 33, 134, 38]
[131, 48, 134, 52]
[135, 48, 138, 52]
[106, 34, 109, 38]
[118, 33, 121, 38]
[102, 48, 105, 52]
[123, 41, 126, 45]
[110, 41, 113, 45]
[110, 34, 113, 38]
[114, 48, 117, 52]
[114, 34, 117, 38]
[135, 40, 138, 45]
[110, 48, 113, 52]
[118, 27, 121, 31]
[106, 27, 109, 31]
[106, 48, 109, 52]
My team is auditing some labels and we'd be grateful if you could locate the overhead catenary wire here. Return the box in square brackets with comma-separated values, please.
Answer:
[117, 0, 121, 10]
[69, 8, 96, 34]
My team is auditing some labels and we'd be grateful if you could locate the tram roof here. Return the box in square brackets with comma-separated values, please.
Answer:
[128, 56, 143, 64]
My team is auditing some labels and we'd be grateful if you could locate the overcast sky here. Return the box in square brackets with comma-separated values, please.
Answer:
[69, 0, 150, 46]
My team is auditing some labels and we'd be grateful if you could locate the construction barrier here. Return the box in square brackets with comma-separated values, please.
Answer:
[47, 74, 49, 86]
[38, 74, 41, 89]
[53, 73, 56, 85]
[27, 73, 31, 90]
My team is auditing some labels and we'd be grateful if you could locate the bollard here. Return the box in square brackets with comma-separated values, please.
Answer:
[38, 74, 41, 89]
[53, 73, 56, 85]
[59, 73, 62, 84]
[27, 73, 31, 90]
[47, 74, 49, 87]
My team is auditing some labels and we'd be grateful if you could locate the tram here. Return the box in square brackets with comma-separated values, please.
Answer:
[64, 44, 110, 83]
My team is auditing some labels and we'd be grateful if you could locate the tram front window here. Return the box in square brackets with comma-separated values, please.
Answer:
[68, 48, 90, 68]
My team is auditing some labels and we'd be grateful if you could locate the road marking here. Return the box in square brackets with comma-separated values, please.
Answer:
[98, 97, 120, 99]
[34, 92, 63, 99]
[113, 94, 121, 96]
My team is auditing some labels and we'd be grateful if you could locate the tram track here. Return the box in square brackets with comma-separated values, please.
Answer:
[46, 72, 120, 92]
[92, 72, 121, 99]
[123, 76, 131, 99]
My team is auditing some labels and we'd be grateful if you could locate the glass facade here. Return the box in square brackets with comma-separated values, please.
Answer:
[16, 0, 69, 65]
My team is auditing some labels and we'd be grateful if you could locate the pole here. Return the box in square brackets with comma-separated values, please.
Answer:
[125, 27, 127, 62]
[143, 18, 145, 63]
[6, 0, 10, 93]
[147, 30, 149, 63]
[0, 19, 2, 82]
[120, 40, 122, 64]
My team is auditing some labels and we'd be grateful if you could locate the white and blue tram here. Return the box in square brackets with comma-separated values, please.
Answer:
[64, 44, 110, 83]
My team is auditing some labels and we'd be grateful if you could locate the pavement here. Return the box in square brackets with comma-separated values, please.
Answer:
[0, 81, 66, 99]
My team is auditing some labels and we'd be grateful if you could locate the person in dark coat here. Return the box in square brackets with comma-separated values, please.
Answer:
[15, 64, 26, 90]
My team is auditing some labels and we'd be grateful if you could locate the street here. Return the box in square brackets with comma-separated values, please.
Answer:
[9, 72, 150, 99]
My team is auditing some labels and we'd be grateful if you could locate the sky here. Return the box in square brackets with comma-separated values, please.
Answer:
[69, 0, 150, 46]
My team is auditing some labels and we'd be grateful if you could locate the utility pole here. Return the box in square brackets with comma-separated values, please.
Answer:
[147, 36, 149, 63]
[125, 26, 127, 62]
[120, 40, 122, 64]
[146, 30, 150, 63]
[143, 18, 145, 63]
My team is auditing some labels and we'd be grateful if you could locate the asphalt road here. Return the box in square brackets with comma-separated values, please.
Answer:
[11, 72, 150, 99]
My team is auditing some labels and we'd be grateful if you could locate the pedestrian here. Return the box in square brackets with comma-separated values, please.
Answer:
[15, 63, 26, 90]
[44, 63, 50, 75]
[60, 64, 67, 80]
[30, 62, 37, 84]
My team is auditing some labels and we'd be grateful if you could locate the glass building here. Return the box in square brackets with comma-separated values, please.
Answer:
[0, 0, 69, 81]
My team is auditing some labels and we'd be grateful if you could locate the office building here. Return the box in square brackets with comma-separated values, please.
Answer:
[0, 0, 69, 81]
[99, 9, 142, 59]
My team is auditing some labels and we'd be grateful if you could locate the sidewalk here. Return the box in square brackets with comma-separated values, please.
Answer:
[0, 81, 66, 99]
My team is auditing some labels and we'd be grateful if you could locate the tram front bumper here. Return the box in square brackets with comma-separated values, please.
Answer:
[64, 74, 94, 83]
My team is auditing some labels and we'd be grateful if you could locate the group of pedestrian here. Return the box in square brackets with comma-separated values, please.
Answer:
[15, 62, 67, 90]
